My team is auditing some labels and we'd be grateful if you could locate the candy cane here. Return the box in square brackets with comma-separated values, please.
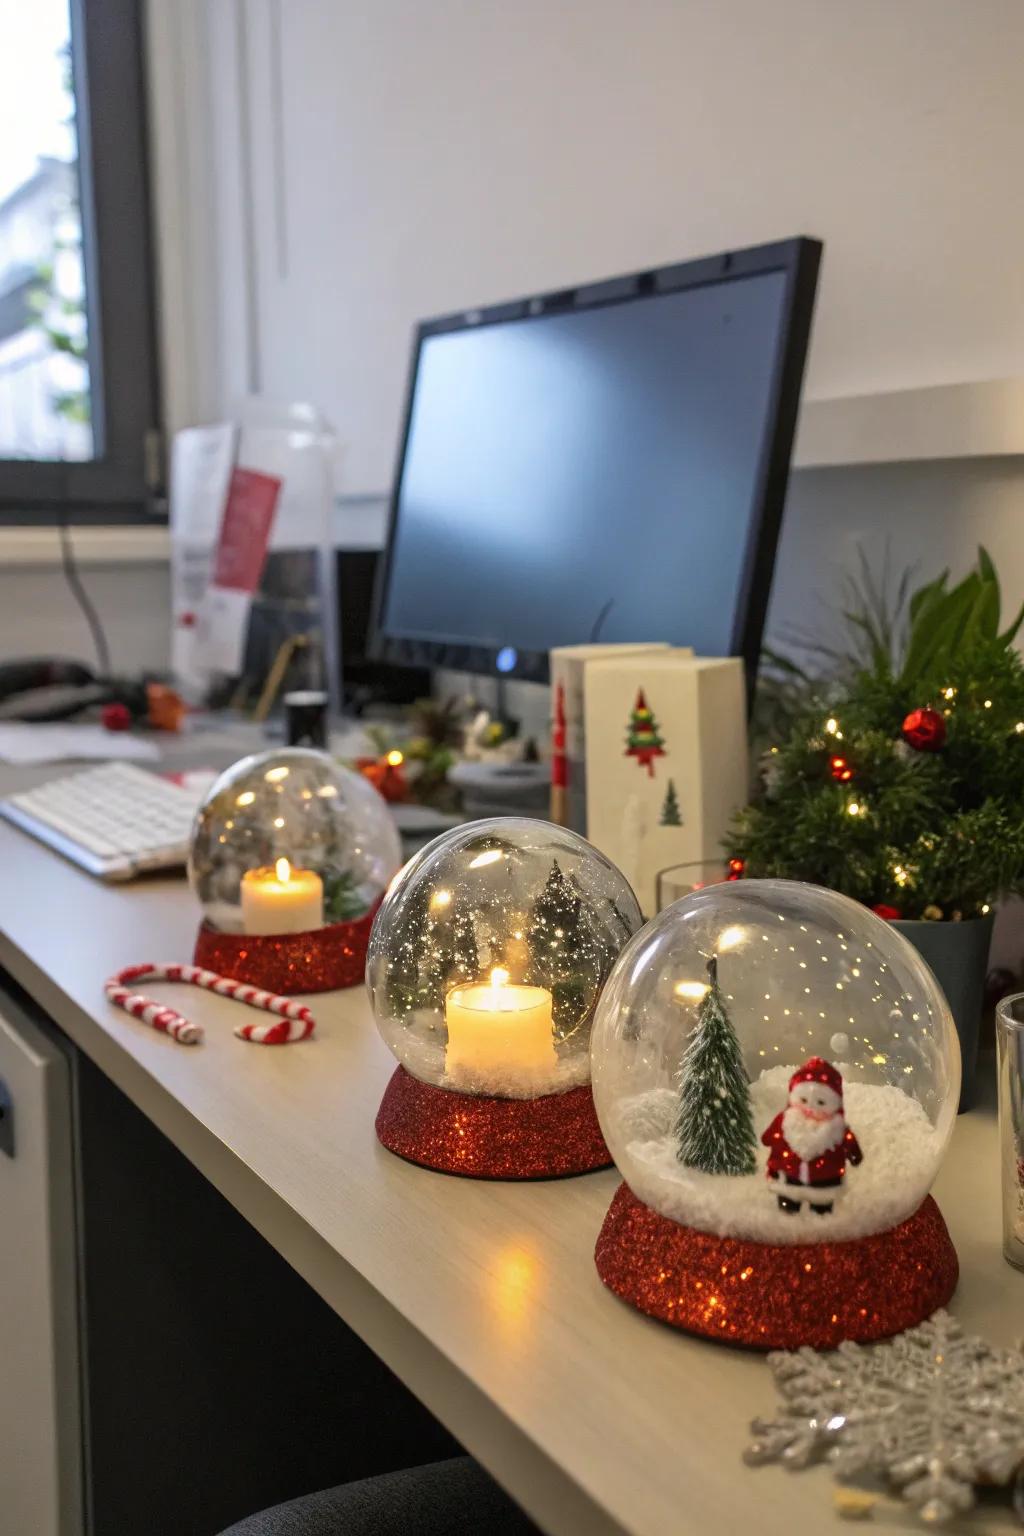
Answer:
[104, 963, 316, 1046]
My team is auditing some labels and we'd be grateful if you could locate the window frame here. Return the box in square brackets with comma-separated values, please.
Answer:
[0, 0, 161, 523]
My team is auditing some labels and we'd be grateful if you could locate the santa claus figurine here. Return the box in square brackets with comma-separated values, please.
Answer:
[761, 1057, 864, 1215]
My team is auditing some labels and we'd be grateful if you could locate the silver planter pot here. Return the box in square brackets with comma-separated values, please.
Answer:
[892, 913, 994, 1111]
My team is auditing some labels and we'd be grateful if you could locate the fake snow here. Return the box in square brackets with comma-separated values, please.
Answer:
[611, 1065, 941, 1243]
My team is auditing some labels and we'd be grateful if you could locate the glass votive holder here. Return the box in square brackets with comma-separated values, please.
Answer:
[654, 857, 745, 912]
[996, 993, 1024, 1272]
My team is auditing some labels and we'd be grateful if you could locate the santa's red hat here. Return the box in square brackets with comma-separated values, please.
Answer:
[789, 1057, 843, 1100]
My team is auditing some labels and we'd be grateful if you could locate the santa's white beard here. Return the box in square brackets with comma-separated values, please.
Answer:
[782, 1104, 845, 1161]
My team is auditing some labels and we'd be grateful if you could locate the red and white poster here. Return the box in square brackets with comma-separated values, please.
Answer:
[197, 466, 282, 675]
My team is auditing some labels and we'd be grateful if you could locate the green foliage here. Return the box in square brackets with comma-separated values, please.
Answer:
[525, 859, 601, 1040]
[322, 868, 370, 923]
[733, 550, 1024, 918]
[674, 959, 757, 1176]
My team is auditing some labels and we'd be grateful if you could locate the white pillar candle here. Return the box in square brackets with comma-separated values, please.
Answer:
[241, 858, 324, 935]
[445, 967, 557, 1096]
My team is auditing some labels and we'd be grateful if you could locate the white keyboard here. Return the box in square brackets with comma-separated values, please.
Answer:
[0, 762, 203, 880]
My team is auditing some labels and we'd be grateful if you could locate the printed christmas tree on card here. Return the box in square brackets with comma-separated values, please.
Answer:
[548, 644, 674, 833]
[659, 780, 682, 827]
[624, 689, 666, 777]
[583, 653, 747, 915]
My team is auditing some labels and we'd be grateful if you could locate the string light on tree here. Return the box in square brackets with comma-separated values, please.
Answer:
[830, 755, 854, 783]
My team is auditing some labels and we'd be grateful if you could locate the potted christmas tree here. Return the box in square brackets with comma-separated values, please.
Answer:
[728, 550, 1024, 1107]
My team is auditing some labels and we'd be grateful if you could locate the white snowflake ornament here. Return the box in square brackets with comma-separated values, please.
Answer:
[745, 1311, 1024, 1525]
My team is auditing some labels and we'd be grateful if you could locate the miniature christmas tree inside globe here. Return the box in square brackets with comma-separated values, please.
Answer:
[189, 747, 401, 936]
[368, 817, 643, 1177]
[591, 879, 961, 1346]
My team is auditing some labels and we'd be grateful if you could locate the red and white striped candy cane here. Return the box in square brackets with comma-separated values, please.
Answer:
[104, 963, 316, 1046]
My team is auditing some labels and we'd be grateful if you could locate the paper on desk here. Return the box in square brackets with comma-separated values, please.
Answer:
[0, 724, 161, 765]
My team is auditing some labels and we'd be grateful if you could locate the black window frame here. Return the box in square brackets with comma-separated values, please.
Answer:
[0, 0, 161, 524]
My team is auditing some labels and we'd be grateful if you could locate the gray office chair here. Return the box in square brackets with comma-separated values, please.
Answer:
[218, 1456, 540, 1535]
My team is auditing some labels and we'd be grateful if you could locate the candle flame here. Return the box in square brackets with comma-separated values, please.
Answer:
[275, 857, 291, 884]
[490, 966, 510, 990]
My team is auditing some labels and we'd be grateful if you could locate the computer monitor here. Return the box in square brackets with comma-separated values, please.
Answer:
[372, 237, 821, 687]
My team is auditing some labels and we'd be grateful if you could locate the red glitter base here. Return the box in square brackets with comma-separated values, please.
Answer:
[376, 1065, 612, 1179]
[192, 901, 379, 995]
[595, 1182, 958, 1349]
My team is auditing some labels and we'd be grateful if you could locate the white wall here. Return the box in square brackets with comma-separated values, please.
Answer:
[150, 0, 1024, 492]
[0, 560, 170, 674]
[770, 459, 1024, 654]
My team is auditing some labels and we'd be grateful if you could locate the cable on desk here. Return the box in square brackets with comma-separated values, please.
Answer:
[58, 515, 112, 679]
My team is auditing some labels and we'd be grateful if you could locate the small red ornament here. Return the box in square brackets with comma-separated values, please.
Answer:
[901, 707, 946, 752]
[871, 903, 902, 921]
[830, 754, 854, 782]
[726, 857, 745, 881]
[355, 754, 408, 803]
[101, 701, 132, 732]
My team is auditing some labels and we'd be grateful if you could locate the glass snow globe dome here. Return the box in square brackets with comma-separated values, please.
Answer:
[189, 748, 401, 935]
[367, 818, 643, 1099]
[591, 879, 960, 1244]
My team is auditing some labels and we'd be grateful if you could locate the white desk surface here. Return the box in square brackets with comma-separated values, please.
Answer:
[0, 820, 1018, 1536]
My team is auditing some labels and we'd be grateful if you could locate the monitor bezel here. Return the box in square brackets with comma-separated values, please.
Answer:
[370, 236, 822, 691]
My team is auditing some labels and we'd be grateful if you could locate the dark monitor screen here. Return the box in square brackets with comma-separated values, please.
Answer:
[375, 240, 820, 682]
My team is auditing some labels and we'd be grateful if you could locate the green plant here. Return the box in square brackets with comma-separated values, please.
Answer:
[732, 550, 1024, 919]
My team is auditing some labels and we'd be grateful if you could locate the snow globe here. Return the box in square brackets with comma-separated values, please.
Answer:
[591, 878, 960, 1347]
[190, 747, 401, 994]
[366, 817, 643, 1177]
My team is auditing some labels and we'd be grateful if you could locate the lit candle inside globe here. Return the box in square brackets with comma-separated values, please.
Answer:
[445, 967, 557, 1095]
[240, 857, 324, 935]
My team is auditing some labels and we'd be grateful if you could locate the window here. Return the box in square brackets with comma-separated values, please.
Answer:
[0, 0, 159, 521]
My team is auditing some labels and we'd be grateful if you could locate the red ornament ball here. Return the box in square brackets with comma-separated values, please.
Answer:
[901, 706, 946, 752]
[830, 753, 854, 782]
[872, 903, 902, 921]
[101, 701, 132, 732]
